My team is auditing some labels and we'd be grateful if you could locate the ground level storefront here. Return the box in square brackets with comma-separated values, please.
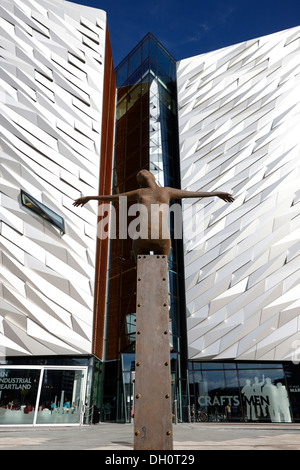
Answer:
[111, 355, 300, 424]
[0, 365, 88, 426]
[1, 358, 300, 426]
[188, 361, 300, 423]
[0, 356, 104, 426]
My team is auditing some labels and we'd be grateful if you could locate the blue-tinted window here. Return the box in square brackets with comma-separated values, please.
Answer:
[142, 39, 149, 62]
[128, 45, 142, 78]
[157, 44, 171, 76]
[21, 190, 65, 234]
[116, 60, 128, 87]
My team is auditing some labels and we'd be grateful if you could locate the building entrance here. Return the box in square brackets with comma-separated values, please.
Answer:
[0, 366, 87, 426]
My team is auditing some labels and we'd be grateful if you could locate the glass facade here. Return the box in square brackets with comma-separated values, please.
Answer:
[0, 366, 87, 426]
[121, 352, 181, 424]
[103, 33, 188, 422]
[188, 362, 300, 423]
[0, 356, 102, 426]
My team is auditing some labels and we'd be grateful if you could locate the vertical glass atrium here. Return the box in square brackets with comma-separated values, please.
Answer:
[103, 33, 188, 422]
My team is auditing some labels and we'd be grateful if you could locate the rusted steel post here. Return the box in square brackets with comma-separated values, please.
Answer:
[134, 254, 173, 450]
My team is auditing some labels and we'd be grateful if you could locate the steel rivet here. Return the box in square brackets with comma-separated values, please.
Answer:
[165, 394, 170, 399]
[166, 431, 171, 436]
[135, 431, 140, 436]
[136, 362, 141, 367]
[138, 303, 142, 307]
[136, 393, 141, 399]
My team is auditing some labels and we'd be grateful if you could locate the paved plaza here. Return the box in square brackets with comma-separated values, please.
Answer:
[0, 422, 300, 450]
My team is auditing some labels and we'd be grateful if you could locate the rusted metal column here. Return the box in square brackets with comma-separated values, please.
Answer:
[134, 254, 173, 450]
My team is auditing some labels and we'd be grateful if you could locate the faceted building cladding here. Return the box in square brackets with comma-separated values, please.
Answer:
[0, 0, 114, 357]
[177, 26, 300, 361]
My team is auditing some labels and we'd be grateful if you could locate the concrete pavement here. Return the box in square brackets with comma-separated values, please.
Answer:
[0, 422, 300, 450]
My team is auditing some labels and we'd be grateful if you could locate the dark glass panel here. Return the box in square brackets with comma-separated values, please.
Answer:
[128, 45, 142, 78]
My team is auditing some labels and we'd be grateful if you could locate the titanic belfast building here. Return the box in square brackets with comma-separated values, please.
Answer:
[1, 0, 300, 426]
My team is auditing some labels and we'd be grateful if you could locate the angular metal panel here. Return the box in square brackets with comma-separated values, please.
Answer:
[0, 0, 108, 356]
[177, 26, 300, 362]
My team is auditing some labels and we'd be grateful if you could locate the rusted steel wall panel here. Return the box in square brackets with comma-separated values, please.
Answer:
[134, 255, 173, 450]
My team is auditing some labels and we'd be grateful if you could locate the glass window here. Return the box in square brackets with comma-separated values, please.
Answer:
[121, 354, 135, 423]
[116, 60, 128, 87]
[150, 39, 157, 65]
[188, 362, 295, 423]
[116, 94, 127, 121]
[201, 362, 224, 370]
[121, 353, 135, 372]
[21, 190, 65, 234]
[36, 369, 86, 425]
[224, 369, 241, 421]
[192, 369, 237, 422]
[238, 367, 291, 423]
[157, 44, 171, 76]
[170, 60, 176, 81]
[0, 368, 40, 425]
[127, 66, 143, 85]
[128, 46, 142, 78]
[284, 363, 300, 422]
[199, 370, 226, 416]
[237, 362, 282, 369]
[142, 39, 149, 62]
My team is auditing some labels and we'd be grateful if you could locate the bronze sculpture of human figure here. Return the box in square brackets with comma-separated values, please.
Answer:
[73, 169, 234, 258]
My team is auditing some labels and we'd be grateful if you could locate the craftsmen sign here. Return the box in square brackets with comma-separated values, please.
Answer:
[197, 375, 292, 423]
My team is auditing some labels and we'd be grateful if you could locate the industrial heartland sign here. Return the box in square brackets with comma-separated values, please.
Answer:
[0, 376, 32, 390]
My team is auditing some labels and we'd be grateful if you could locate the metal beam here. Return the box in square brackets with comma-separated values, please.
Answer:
[133, 254, 173, 450]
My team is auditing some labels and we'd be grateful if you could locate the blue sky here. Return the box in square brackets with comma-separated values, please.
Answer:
[70, 0, 300, 66]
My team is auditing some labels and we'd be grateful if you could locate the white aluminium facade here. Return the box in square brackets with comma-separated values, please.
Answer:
[0, 0, 107, 357]
[177, 26, 300, 362]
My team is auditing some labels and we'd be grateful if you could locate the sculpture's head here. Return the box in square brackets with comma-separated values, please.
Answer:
[136, 170, 156, 188]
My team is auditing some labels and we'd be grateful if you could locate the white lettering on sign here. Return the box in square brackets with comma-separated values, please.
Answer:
[198, 395, 240, 407]
[0, 377, 32, 390]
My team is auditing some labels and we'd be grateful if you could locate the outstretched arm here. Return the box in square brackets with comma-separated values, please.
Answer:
[166, 187, 234, 202]
[73, 189, 140, 207]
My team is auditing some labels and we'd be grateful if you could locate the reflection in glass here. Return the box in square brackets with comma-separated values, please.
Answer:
[189, 362, 293, 423]
[21, 190, 65, 234]
[0, 369, 40, 425]
[108, 32, 185, 422]
[129, 46, 142, 78]
[239, 368, 291, 423]
[36, 369, 86, 425]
